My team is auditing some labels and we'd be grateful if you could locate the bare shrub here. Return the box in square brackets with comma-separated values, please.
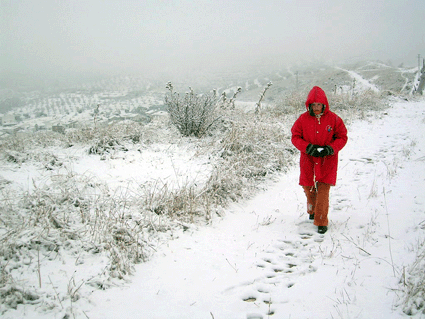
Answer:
[255, 81, 273, 114]
[165, 83, 220, 137]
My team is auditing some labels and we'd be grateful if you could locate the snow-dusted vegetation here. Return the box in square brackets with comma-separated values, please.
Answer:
[0, 61, 424, 318]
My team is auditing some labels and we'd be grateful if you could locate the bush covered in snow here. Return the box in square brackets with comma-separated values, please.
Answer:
[165, 82, 220, 137]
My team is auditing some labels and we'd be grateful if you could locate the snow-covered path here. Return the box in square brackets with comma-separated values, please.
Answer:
[87, 99, 425, 319]
[337, 68, 380, 93]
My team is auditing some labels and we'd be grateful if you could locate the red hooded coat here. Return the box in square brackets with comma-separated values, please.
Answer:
[291, 86, 348, 186]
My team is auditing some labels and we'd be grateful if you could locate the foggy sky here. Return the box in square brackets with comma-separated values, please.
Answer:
[1, 0, 425, 79]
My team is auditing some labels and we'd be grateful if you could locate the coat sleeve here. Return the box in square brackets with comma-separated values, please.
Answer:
[329, 115, 348, 152]
[291, 116, 309, 153]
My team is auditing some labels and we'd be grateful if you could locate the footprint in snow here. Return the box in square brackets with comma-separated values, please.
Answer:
[238, 226, 322, 317]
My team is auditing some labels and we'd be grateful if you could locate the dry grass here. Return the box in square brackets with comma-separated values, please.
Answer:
[271, 88, 388, 124]
[0, 104, 298, 312]
[208, 110, 295, 203]
[398, 237, 425, 316]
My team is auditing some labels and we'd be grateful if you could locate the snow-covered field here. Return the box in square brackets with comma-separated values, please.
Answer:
[87, 98, 425, 319]
[1, 63, 424, 318]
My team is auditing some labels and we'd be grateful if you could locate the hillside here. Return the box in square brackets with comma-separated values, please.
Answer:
[0, 60, 419, 136]
[0, 61, 424, 318]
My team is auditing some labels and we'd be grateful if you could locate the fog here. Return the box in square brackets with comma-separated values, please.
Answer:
[1, 0, 425, 82]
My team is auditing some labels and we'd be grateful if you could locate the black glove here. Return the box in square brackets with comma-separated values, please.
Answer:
[306, 144, 322, 157]
[306, 144, 334, 157]
[316, 145, 334, 157]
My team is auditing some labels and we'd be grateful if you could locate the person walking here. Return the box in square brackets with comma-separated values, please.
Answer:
[291, 86, 348, 234]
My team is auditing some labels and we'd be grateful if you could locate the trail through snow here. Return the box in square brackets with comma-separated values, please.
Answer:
[83, 99, 425, 319]
[337, 68, 380, 93]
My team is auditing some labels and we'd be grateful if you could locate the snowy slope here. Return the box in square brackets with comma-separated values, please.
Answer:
[83, 100, 425, 319]
[1, 68, 425, 319]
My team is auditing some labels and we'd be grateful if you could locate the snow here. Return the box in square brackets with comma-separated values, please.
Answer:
[71, 144, 213, 192]
[1, 72, 425, 318]
[83, 99, 425, 319]
[337, 68, 381, 94]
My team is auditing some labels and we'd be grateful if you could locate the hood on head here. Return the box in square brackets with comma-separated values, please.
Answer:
[305, 86, 329, 114]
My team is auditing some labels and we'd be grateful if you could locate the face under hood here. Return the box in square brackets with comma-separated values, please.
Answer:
[305, 86, 329, 114]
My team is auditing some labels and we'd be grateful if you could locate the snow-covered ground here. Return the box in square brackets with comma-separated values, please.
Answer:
[336, 67, 380, 94]
[83, 99, 425, 319]
[1, 69, 425, 318]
